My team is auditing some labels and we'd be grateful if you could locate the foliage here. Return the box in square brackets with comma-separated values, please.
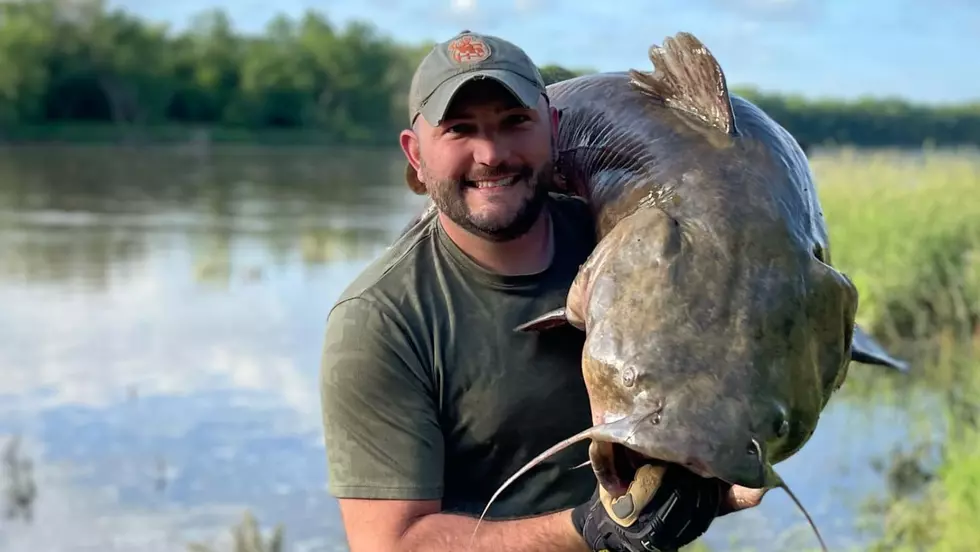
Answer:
[812, 148, 980, 353]
[811, 149, 980, 551]
[734, 87, 980, 149]
[861, 347, 980, 552]
[0, 0, 978, 146]
[187, 510, 285, 552]
[0, 0, 430, 144]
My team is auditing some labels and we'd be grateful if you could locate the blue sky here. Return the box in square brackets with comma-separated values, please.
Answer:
[106, 0, 979, 105]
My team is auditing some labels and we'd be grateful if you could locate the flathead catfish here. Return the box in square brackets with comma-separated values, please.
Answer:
[474, 32, 908, 547]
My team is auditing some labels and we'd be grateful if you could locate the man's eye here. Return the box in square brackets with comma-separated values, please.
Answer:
[505, 114, 532, 126]
[447, 123, 475, 134]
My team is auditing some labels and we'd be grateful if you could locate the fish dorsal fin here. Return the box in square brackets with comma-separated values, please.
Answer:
[628, 32, 738, 136]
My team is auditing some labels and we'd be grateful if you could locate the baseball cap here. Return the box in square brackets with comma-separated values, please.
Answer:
[404, 30, 548, 193]
[408, 30, 547, 126]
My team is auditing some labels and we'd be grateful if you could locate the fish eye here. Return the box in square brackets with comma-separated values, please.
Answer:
[812, 244, 826, 263]
[772, 404, 790, 438]
[776, 418, 790, 438]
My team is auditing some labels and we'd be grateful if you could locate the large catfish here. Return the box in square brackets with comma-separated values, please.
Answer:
[472, 32, 908, 549]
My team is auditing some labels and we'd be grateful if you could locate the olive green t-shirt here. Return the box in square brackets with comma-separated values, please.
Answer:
[320, 193, 598, 519]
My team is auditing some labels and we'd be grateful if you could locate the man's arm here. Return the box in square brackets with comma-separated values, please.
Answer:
[320, 297, 590, 552]
[338, 498, 588, 552]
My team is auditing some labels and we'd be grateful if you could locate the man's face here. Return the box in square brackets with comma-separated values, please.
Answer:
[402, 80, 558, 242]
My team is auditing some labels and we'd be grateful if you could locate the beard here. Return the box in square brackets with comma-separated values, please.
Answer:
[420, 158, 553, 243]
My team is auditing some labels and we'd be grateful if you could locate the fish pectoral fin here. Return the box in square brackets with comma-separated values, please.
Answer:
[850, 323, 910, 373]
[514, 307, 584, 332]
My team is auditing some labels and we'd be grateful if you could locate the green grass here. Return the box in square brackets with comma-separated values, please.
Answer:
[811, 148, 980, 551]
[812, 147, 980, 352]
[861, 350, 980, 552]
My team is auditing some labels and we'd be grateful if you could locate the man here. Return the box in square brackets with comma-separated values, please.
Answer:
[320, 30, 765, 552]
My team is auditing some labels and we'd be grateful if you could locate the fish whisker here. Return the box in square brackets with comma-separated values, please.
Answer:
[469, 424, 605, 546]
[771, 469, 828, 552]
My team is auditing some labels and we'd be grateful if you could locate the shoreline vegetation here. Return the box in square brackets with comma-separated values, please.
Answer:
[807, 149, 980, 552]
[0, 0, 978, 149]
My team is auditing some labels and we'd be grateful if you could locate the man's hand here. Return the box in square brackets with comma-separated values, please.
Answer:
[718, 484, 767, 516]
[570, 465, 728, 552]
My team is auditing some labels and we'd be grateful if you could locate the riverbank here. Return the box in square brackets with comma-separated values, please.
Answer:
[790, 148, 980, 551]
[0, 124, 396, 148]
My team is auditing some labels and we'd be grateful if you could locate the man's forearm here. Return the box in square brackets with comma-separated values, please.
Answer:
[398, 508, 590, 552]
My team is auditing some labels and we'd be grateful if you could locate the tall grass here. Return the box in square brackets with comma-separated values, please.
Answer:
[187, 510, 284, 552]
[861, 348, 980, 552]
[811, 147, 980, 551]
[812, 147, 980, 353]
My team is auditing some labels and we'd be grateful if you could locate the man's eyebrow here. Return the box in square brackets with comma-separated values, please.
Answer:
[445, 105, 535, 119]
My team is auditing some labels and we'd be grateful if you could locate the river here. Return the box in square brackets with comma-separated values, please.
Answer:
[0, 145, 934, 551]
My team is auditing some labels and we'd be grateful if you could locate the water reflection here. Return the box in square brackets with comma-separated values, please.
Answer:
[3, 436, 37, 524]
[0, 146, 411, 291]
[0, 145, 937, 551]
[0, 145, 424, 551]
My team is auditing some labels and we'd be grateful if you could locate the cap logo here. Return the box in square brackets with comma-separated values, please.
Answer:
[447, 35, 491, 64]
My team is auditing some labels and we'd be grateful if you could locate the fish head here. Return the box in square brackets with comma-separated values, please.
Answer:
[520, 171, 885, 496]
[595, 197, 851, 490]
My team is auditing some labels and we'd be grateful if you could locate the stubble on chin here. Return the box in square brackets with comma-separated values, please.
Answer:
[421, 162, 552, 242]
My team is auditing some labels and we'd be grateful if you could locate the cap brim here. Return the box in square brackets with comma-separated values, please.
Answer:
[418, 70, 543, 126]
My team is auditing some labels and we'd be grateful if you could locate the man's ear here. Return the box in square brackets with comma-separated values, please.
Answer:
[400, 129, 422, 173]
[400, 129, 427, 195]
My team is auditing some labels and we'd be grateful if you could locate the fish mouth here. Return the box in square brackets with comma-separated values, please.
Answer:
[590, 440, 716, 499]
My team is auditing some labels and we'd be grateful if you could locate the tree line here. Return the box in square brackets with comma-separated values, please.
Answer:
[1, 0, 978, 147]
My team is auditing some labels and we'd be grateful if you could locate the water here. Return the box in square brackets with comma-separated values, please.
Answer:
[0, 145, 933, 551]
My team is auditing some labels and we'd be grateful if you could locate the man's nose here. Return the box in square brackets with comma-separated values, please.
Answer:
[471, 136, 510, 167]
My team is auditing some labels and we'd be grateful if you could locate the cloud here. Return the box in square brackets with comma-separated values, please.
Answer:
[0, 306, 320, 438]
[450, 0, 477, 14]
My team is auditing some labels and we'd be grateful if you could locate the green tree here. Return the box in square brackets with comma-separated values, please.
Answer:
[0, 0, 976, 147]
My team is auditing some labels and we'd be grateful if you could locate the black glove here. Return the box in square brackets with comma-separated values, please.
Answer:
[571, 463, 727, 552]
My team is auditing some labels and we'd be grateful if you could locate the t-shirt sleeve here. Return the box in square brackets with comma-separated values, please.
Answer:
[319, 296, 444, 500]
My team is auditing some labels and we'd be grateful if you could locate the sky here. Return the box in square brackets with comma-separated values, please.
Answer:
[106, 0, 979, 105]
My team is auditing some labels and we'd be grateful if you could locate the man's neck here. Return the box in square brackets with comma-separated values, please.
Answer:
[438, 208, 555, 276]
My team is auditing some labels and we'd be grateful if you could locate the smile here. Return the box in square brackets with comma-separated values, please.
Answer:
[468, 176, 518, 189]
